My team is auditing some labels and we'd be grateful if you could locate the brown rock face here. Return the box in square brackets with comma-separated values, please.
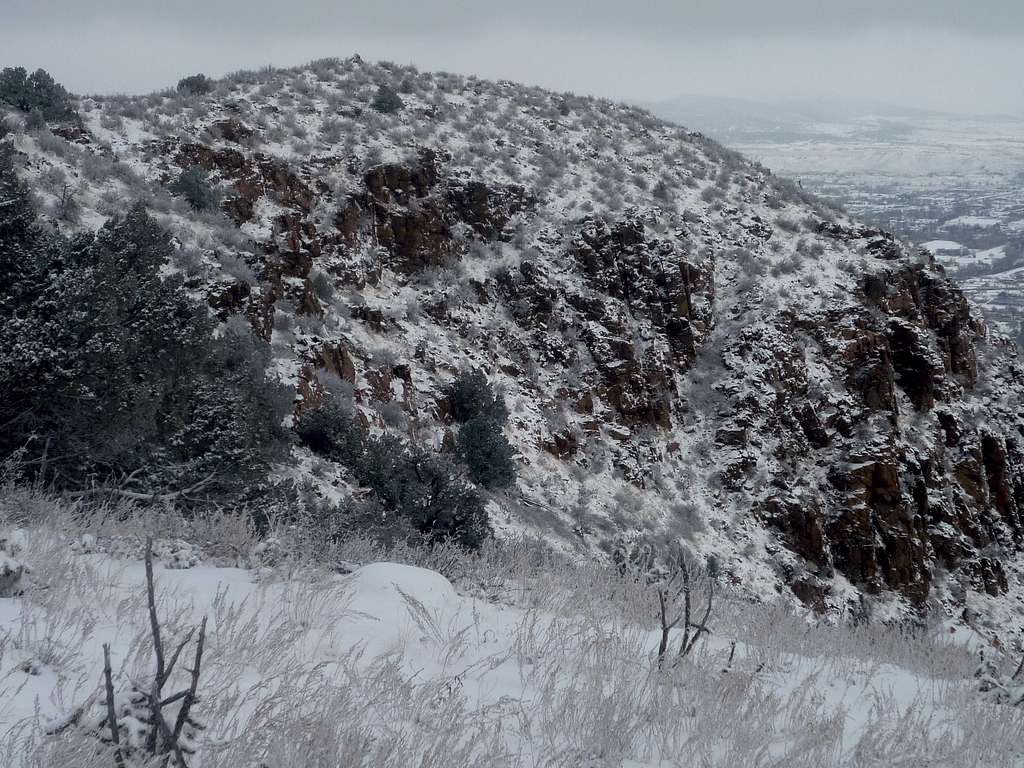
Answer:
[688, 218, 1024, 610]
[316, 342, 357, 385]
[332, 150, 534, 275]
[827, 456, 931, 602]
[209, 119, 255, 145]
[762, 493, 830, 568]
[172, 142, 315, 227]
[571, 215, 714, 366]
[207, 280, 252, 319]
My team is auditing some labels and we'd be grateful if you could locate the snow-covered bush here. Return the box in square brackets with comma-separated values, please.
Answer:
[0, 530, 28, 597]
[169, 165, 219, 212]
[975, 652, 1024, 706]
[0, 175, 290, 498]
[176, 73, 213, 96]
[0, 66, 78, 122]
[371, 84, 404, 114]
[456, 416, 516, 489]
[448, 370, 508, 425]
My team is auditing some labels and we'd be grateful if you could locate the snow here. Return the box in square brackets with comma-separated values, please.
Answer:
[922, 239, 965, 253]
[943, 215, 1003, 229]
[1, 520, 1023, 766]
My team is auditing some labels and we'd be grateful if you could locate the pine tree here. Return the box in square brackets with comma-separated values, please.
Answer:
[169, 166, 219, 211]
[371, 84, 404, 114]
[457, 417, 517, 489]
[0, 66, 78, 122]
[448, 370, 508, 424]
[177, 73, 213, 96]
[0, 177, 289, 496]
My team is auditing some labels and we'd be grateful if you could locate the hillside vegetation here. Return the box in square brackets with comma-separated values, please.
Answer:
[2, 57, 1024, 647]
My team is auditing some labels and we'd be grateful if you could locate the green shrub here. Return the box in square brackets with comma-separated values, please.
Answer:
[0, 67, 78, 122]
[295, 401, 365, 468]
[169, 166, 219, 211]
[0, 160, 290, 497]
[371, 85, 404, 114]
[296, 400, 492, 548]
[448, 370, 508, 424]
[457, 417, 516, 489]
[177, 73, 213, 96]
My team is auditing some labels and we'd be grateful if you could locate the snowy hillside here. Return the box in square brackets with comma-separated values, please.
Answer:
[2, 493, 1023, 767]
[4, 56, 1024, 644]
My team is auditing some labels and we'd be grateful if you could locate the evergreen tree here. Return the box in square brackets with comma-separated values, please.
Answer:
[294, 399, 365, 467]
[169, 166, 219, 211]
[446, 370, 517, 489]
[448, 370, 508, 424]
[0, 67, 78, 122]
[0, 160, 289, 496]
[296, 401, 492, 548]
[371, 85, 404, 114]
[0, 146, 47, 296]
[457, 417, 517, 489]
[176, 74, 213, 96]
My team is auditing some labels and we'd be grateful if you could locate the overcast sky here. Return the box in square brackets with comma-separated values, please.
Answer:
[3, 1, 1022, 114]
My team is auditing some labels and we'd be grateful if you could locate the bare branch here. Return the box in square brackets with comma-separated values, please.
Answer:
[145, 538, 166, 685]
[174, 616, 207, 743]
[151, 701, 190, 768]
[102, 644, 125, 768]
[63, 472, 217, 503]
[1013, 652, 1024, 682]
[160, 626, 197, 689]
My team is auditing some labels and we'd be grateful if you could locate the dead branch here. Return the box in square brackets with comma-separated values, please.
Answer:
[145, 539, 166, 685]
[161, 626, 197, 689]
[102, 644, 125, 768]
[173, 616, 207, 743]
[679, 563, 714, 659]
[90, 537, 206, 767]
[652, 545, 716, 670]
[63, 472, 217, 503]
[1013, 652, 1024, 682]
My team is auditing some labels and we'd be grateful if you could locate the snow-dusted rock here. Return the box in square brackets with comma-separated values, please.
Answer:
[0, 530, 28, 597]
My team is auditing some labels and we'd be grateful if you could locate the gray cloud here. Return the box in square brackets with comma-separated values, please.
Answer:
[2, 1, 1022, 113]
[7, 0, 1024, 38]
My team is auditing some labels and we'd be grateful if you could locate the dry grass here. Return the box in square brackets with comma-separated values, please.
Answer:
[1, 485, 1022, 767]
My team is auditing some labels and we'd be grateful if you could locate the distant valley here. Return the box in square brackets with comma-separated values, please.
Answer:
[650, 95, 1024, 340]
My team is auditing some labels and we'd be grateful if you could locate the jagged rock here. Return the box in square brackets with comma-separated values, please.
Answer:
[209, 118, 255, 144]
[207, 279, 252, 319]
[844, 330, 898, 413]
[446, 180, 533, 239]
[887, 319, 944, 410]
[543, 429, 579, 459]
[51, 124, 91, 144]
[762, 493, 830, 568]
[981, 434, 1022, 533]
[316, 342, 357, 384]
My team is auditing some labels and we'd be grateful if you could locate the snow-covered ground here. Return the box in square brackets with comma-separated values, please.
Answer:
[2, 489, 1023, 767]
